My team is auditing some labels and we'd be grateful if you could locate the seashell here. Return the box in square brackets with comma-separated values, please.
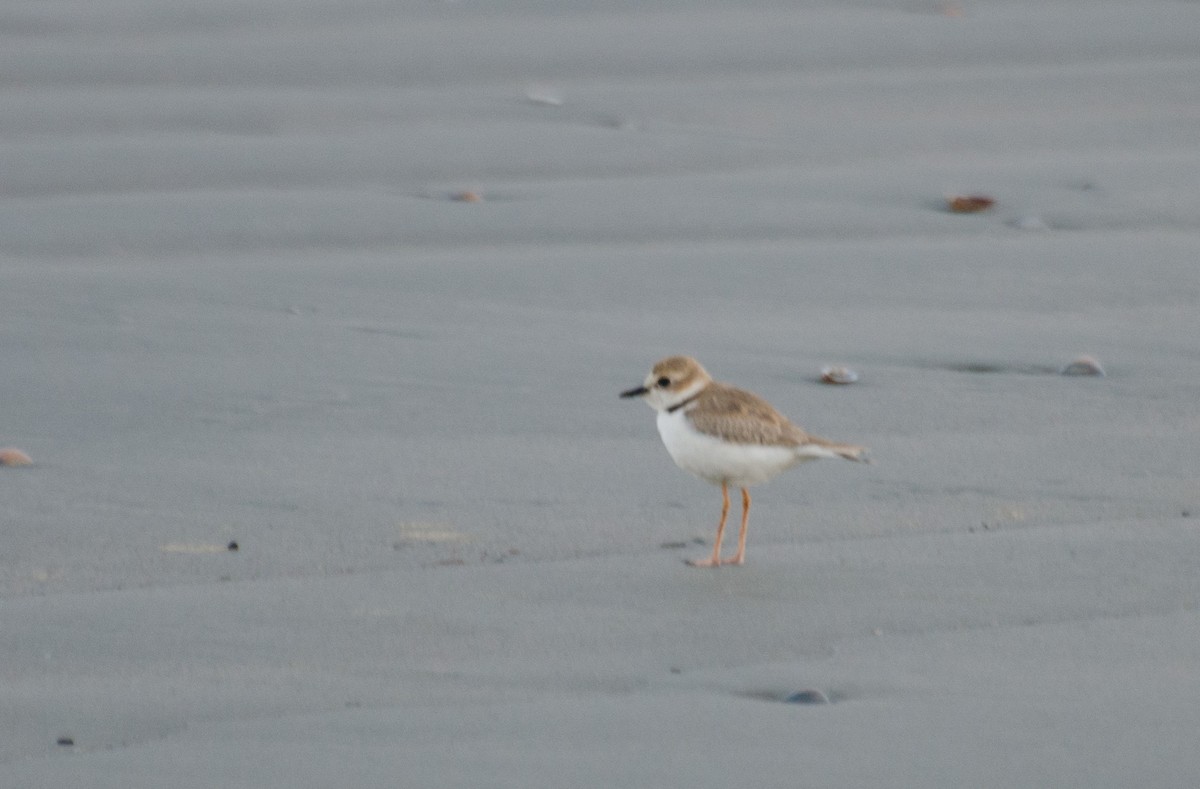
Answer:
[820, 365, 859, 385]
[783, 689, 830, 705]
[946, 194, 995, 213]
[1060, 355, 1105, 377]
[0, 448, 33, 467]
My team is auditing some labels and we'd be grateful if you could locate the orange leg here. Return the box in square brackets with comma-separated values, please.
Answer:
[725, 488, 751, 565]
[687, 481, 729, 567]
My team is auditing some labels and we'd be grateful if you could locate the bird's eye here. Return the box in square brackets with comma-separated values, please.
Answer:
[656, 377, 671, 388]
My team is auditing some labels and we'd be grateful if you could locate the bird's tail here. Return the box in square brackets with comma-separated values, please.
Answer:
[798, 436, 872, 464]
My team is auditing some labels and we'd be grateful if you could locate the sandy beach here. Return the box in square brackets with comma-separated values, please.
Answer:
[3, 1, 1199, 786]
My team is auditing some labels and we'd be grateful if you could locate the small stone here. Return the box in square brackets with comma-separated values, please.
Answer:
[783, 689, 829, 705]
[0, 448, 33, 467]
[56, 736, 74, 747]
[946, 194, 995, 213]
[820, 365, 859, 385]
[453, 190, 483, 203]
[659, 541, 689, 550]
[1060, 355, 1105, 377]
[226, 541, 239, 552]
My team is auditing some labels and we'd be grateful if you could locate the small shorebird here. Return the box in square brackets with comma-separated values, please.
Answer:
[621, 356, 869, 567]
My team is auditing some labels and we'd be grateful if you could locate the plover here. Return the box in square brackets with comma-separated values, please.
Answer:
[621, 356, 869, 567]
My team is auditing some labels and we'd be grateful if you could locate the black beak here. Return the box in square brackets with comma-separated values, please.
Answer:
[620, 385, 649, 399]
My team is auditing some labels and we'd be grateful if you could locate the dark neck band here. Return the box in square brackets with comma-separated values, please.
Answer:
[666, 391, 702, 414]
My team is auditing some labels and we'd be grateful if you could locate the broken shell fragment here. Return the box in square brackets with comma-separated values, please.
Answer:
[1060, 355, 1105, 377]
[946, 194, 995, 213]
[820, 365, 859, 385]
[524, 85, 564, 107]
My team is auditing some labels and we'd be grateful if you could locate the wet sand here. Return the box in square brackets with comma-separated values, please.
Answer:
[2, 2, 1199, 786]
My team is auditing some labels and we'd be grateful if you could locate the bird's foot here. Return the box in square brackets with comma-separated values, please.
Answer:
[685, 554, 744, 568]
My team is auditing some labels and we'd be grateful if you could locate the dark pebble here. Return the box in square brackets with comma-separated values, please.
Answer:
[226, 541, 239, 552]
[659, 541, 688, 550]
[56, 737, 74, 747]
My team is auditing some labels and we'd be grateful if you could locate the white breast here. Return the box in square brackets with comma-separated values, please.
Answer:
[655, 409, 808, 487]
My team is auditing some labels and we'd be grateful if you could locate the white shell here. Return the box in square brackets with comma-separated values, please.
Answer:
[1060, 355, 1105, 377]
[820, 365, 859, 385]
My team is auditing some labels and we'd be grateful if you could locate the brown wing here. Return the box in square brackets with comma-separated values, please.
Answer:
[685, 383, 812, 447]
